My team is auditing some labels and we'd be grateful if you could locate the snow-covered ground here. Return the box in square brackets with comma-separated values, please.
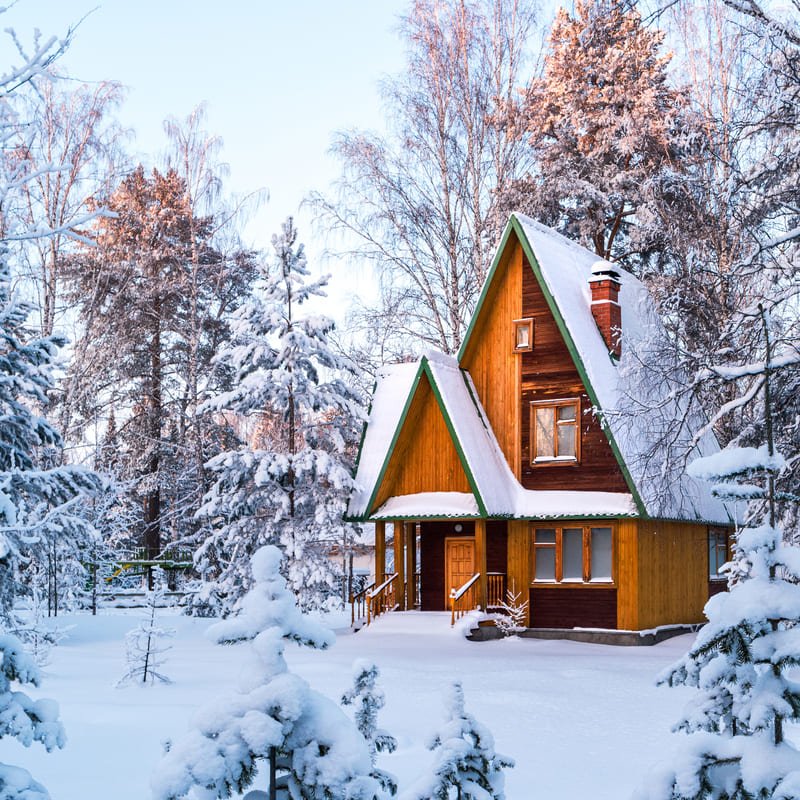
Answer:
[10, 609, 700, 798]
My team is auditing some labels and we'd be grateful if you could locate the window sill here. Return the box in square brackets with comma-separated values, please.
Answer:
[531, 457, 579, 467]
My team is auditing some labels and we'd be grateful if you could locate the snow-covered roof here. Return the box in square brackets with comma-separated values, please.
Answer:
[348, 215, 732, 525]
[512, 214, 731, 523]
[347, 362, 419, 520]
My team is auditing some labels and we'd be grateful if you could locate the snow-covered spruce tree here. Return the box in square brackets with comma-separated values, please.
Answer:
[640, 310, 800, 800]
[342, 660, 398, 795]
[405, 681, 513, 800]
[496, 0, 699, 268]
[151, 545, 387, 800]
[197, 217, 363, 614]
[0, 633, 66, 799]
[117, 587, 174, 686]
[0, 250, 101, 629]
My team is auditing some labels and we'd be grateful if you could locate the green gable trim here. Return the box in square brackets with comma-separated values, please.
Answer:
[348, 379, 378, 483]
[458, 215, 647, 518]
[360, 356, 488, 520]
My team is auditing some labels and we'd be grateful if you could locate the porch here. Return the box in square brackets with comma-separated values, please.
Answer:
[351, 519, 509, 627]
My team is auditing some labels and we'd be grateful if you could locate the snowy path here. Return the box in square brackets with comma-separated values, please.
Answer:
[10, 609, 699, 799]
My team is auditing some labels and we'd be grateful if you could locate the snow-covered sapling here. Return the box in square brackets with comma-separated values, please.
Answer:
[0, 633, 66, 800]
[405, 681, 513, 800]
[151, 545, 387, 800]
[117, 588, 174, 686]
[342, 659, 398, 795]
[495, 581, 529, 637]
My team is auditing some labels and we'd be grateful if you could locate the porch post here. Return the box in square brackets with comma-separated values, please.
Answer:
[475, 519, 488, 610]
[393, 520, 406, 610]
[405, 522, 416, 609]
[374, 521, 386, 585]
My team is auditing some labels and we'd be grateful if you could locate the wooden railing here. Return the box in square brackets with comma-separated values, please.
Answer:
[487, 572, 506, 609]
[450, 573, 480, 626]
[367, 572, 399, 625]
[350, 582, 375, 626]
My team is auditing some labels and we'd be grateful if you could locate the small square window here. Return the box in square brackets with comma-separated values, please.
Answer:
[513, 318, 534, 352]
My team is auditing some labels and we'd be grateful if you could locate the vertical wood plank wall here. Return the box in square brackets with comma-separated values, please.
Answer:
[615, 518, 639, 630]
[506, 520, 531, 625]
[635, 520, 708, 629]
[519, 257, 629, 493]
[372, 375, 470, 511]
[460, 240, 523, 479]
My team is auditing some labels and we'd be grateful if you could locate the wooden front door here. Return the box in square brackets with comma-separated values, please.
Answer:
[445, 537, 476, 607]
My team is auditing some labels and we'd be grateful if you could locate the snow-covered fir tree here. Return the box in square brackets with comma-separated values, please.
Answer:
[197, 216, 363, 613]
[151, 545, 387, 800]
[117, 587, 174, 686]
[0, 633, 66, 799]
[0, 250, 101, 629]
[641, 310, 800, 799]
[342, 659, 398, 795]
[405, 681, 513, 800]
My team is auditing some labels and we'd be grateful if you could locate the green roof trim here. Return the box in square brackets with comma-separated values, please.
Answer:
[458, 215, 648, 518]
[360, 356, 487, 520]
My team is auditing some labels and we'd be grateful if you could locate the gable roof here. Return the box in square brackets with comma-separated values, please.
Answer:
[349, 214, 732, 525]
[460, 213, 731, 524]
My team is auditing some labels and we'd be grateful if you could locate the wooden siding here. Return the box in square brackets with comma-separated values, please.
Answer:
[420, 521, 507, 611]
[529, 587, 617, 629]
[708, 580, 728, 599]
[615, 518, 639, 630]
[520, 258, 629, 492]
[372, 373, 470, 512]
[506, 520, 531, 625]
[636, 520, 709, 629]
[459, 238, 523, 478]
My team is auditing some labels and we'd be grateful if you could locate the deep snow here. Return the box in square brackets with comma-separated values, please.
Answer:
[9, 609, 705, 798]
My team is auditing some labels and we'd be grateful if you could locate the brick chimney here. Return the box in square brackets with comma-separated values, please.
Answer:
[589, 261, 622, 359]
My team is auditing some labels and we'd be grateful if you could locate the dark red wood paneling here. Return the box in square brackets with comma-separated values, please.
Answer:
[420, 520, 508, 611]
[708, 580, 727, 599]
[520, 259, 629, 493]
[529, 587, 618, 629]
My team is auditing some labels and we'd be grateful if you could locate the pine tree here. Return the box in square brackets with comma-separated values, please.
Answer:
[0, 633, 66, 799]
[406, 681, 513, 800]
[640, 309, 800, 799]
[342, 660, 398, 795]
[197, 217, 363, 613]
[0, 250, 100, 628]
[498, 0, 697, 266]
[151, 545, 387, 800]
[117, 587, 174, 686]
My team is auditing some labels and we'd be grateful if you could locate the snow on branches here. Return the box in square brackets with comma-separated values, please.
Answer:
[151, 546, 385, 800]
[0, 633, 66, 800]
[196, 217, 364, 614]
[405, 681, 513, 800]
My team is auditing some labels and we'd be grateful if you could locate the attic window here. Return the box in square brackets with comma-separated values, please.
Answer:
[513, 318, 534, 353]
[530, 399, 580, 465]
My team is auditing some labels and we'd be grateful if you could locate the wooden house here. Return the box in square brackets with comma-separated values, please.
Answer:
[347, 214, 733, 632]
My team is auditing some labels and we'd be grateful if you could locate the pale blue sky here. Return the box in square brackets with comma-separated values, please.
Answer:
[4, 1, 408, 306]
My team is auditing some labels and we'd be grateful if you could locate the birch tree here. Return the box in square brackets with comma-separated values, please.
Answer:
[313, 0, 538, 356]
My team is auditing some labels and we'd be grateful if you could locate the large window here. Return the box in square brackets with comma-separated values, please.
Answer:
[530, 399, 580, 464]
[709, 528, 729, 579]
[532, 525, 613, 583]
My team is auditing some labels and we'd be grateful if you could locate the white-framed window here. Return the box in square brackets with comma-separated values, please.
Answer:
[531, 525, 613, 583]
[709, 528, 728, 579]
[530, 398, 580, 464]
